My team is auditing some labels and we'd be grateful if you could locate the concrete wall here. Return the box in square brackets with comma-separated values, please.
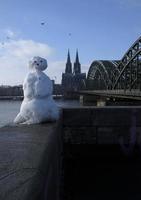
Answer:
[62, 107, 141, 146]
[61, 107, 141, 200]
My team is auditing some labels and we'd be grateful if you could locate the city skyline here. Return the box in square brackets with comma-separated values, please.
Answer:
[0, 0, 141, 85]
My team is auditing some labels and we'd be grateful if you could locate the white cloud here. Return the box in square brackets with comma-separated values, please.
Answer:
[48, 61, 66, 83]
[0, 39, 53, 58]
[0, 39, 56, 85]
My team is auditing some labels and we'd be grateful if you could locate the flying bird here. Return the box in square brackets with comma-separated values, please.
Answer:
[41, 22, 45, 25]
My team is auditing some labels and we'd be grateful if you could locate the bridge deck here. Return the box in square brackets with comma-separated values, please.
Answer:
[79, 90, 141, 100]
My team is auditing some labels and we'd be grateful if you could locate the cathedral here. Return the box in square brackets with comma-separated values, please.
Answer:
[61, 50, 86, 98]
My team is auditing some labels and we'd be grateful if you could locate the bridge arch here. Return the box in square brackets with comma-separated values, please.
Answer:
[113, 36, 141, 90]
[87, 60, 120, 90]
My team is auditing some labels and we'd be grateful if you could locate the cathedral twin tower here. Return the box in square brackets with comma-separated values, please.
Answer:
[65, 50, 81, 75]
[62, 50, 86, 96]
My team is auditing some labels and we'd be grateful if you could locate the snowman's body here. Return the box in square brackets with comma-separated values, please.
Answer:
[14, 56, 59, 124]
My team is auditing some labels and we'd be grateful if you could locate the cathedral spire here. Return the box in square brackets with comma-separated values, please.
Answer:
[67, 49, 71, 63]
[75, 49, 80, 63]
[74, 49, 81, 74]
[65, 49, 72, 73]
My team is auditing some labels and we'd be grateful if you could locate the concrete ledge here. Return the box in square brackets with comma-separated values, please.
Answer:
[0, 123, 61, 200]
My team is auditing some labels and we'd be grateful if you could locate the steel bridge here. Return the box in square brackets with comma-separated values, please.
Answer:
[87, 36, 141, 92]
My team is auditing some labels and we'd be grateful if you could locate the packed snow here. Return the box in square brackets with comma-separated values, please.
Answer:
[14, 56, 59, 124]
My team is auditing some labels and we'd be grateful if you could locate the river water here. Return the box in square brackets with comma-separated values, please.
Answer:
[0, 99, 80, 127]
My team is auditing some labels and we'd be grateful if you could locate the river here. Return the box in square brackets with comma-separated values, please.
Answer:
[0, 99, 80, 127]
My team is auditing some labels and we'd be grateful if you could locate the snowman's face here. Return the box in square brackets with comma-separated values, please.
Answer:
[29, 56, 47, 71]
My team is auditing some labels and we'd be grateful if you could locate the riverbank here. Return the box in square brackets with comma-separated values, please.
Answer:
[0, 95, 63, 101]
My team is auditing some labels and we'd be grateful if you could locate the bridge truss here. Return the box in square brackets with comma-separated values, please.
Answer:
[87, 36, 141, 91]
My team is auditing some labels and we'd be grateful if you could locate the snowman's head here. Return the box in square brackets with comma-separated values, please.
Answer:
[29, 56, 47, 71]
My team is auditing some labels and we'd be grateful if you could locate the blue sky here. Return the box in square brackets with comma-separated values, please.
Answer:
[0, 0, 141, 85]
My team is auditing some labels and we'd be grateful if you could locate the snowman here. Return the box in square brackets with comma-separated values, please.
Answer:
[14, 56, 59, 124]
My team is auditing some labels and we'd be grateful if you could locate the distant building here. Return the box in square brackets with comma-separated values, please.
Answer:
[62, 50, 86, 98]
[0, 83, 63, 97]
[0, 85, 23, 97]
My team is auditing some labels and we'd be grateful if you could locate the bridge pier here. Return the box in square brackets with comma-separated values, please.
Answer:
[80, 94, 107, 106]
